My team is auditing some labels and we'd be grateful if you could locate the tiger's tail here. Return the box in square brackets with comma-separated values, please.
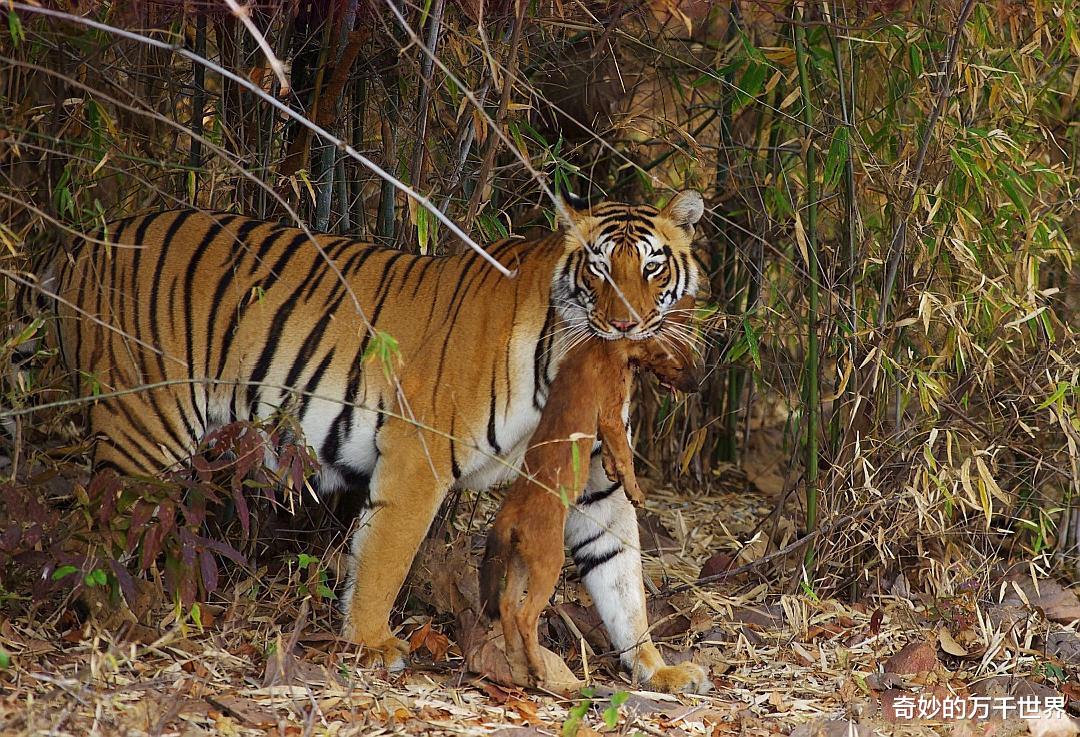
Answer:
[479, 522, 511, 621]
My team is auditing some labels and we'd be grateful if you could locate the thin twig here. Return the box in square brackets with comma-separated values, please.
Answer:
[222, 0, 290, 95]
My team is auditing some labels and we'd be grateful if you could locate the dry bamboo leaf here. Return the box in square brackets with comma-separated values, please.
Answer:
[937, 627, 968, 657]
[975, 456, 1009, 504]
[793, 212, 809, 267]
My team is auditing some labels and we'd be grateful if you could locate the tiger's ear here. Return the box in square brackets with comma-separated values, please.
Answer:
[661, 190, 705, 232]
[555, 185, 594, 228]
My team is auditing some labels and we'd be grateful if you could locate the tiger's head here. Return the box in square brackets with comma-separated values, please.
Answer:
[554, 190, 705, 341]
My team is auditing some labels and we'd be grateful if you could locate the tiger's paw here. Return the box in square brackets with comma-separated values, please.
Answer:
[645, 662, 712, 694]
[343, 627, 410, 671]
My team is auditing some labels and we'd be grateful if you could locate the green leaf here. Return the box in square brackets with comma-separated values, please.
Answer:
[416, 206, 430, 254]
[734, 62, 767, 108]
[724, 336, 749, 364]
[297, 553, 319, 570]
[7, 317, 44, 351]
[1037, 381, 1069, 410]
[610, 691, 629, 707]
[738, 31, 767, 63]
[742, 317, 761, 372]
[603, 706, 619, 729]
[362, 330, 401, 380]
[52, 565, 78, 581]
[998, 173, 1029, 219]
[7, 11, 24, 46]
[822, 126, 849, 189]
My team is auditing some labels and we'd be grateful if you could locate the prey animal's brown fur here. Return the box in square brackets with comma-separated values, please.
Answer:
[480, 306, 698, 686]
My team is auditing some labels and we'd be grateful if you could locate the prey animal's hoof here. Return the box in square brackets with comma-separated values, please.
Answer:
[623, 478, 646, 507]
[646, 662, 712, 694]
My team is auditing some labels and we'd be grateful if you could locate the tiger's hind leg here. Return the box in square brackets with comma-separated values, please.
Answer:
[339, 427, 451, 670]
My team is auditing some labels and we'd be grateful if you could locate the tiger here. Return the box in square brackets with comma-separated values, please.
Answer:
[40, 189, 710, 693]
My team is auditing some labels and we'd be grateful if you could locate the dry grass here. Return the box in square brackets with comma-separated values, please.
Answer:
[2, 455, 1075, 737]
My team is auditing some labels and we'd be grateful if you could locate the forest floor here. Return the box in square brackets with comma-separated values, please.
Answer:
[0, 456, 1077, 737]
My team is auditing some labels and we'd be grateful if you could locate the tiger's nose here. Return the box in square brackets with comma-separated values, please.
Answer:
[609, 319, 637, 333]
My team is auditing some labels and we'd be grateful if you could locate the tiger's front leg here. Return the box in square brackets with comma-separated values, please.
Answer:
[339, 428, 451, 670]
[565, 447, 711, 694]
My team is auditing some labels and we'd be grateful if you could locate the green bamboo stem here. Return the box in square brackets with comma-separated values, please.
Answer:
[793, 2, 820, 572]
[823, 4, 858, 453]
[188, 11, 206, 203]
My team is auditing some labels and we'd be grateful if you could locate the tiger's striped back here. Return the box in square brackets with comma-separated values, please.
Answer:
[53, 209, 567, 485]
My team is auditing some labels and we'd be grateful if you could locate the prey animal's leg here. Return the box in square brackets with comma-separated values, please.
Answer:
[499, 547, 532, 685]
[513, 518, 566, 685]
[596, 380, 644, 506]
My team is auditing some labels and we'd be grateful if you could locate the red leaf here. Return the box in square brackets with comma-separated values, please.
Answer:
[870, 608, 883, 637]
[199, 549, 219, 595]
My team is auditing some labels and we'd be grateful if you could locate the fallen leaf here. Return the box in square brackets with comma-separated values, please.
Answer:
[698, 551, 736, 580]
[409, 621, 452, 662]
[938, 627, 969, 657]
[883, 641, 939, 675]
[1002, 576, 1080, 625]
[507, 697, 542, 725]
[869, 609, 884, 637]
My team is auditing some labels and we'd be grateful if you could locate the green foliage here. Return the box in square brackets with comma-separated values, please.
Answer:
[294, 553, 336, 601]
[602, 690, 629, 729]
[362, 330, 401, 381]
[561, 687, 594, 737]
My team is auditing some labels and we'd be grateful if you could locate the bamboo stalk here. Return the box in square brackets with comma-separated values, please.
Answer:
[377, 84, 399, 241]
[793, 1, 820, 571]
[315, 0, 361, 231]
[463, 0, 528, 232]
[335, 152, 350, 232]
[823, 4, 858, 453]
[188, 11, 206, 203]
[409, 0, 447, 193]
[351, 72, 368, 232]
